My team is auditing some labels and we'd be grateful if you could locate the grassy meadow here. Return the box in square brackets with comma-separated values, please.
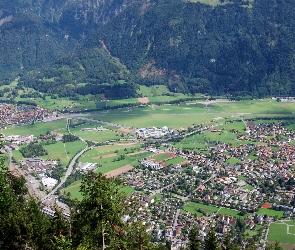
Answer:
[1, 119, 68, 136]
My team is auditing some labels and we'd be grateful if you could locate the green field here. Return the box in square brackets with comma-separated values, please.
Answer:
[120, 186, 136, 195]
[165, 157, 186, 165]
[1, 120, 68, 136]
[41, 141, 86, 165]
[152, 153, 172, 161]
[257, 208, 284, 218]
[94, 109, 230, 129]
[71, 128, 122, 142]
[12, 150, 24, 163]
[64, 182, 135, 201]
[65, 182, 83, 200]
[79, 148, 139, 174]
[217, 208, 247, 218]
[152, 194, 163, 201]
[268, 222, 295, 244]
[183, 202, 219, 216]
[244, 185, 254, 191]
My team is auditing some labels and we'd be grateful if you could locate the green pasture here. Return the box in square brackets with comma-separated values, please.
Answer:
[138, 86, 154, 97]
[244, 185, 254, 191]
[218, 99, 295, 114]
[268, 223, 295, 244]
[127, 151, 152, 159]
[202, 131, 238, 144]
[95, 98, 139, 109]
[257, 208, 284, 218]
[65, 182, 83, 201]
[120, 186, 136, 195]
[104, 103, 207, 116]
[14, 95, 97, 111]
[183, 202, 219, 215]
[1, 120, 67, 136]
[217, 208, 247, 218]
[286, 122, 295, 132]
[82, 144, 141, 157]
[12, 150, 24, 163]
[79, 151, 138, 174]
[94, 113, 230, 129]
[41, 141, 86, 166]
[152, 194, 163, 201]
[94, 157, 136, 174]
[215, 121, 246, 133]
[65, 182, 135, 201]
[289, 225, 295, 235]
[71, 128, 121, 142]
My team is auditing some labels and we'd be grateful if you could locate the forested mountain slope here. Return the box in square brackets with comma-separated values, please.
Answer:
[90, 0, 295, 97]
[3, 0, 295, 99]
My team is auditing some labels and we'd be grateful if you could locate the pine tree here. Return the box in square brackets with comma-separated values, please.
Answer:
[187, 225, 201, 250]
[204, 228, 220, 250]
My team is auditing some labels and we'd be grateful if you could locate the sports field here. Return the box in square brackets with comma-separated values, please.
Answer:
[268, 222, 295, 244]
[164, 157, 187, 165]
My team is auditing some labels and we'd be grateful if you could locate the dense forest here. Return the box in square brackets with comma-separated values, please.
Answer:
[2, 0, 295, 99]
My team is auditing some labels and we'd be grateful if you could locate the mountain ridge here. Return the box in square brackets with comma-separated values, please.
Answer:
[2, 0, 295, 99]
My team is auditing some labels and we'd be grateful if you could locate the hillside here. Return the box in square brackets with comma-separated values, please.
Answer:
[2, 0, 295, 99]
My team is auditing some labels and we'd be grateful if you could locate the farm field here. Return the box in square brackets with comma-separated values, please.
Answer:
[71, 128, 122, 142]
[1, 119, 68, 136]
[218, 99, 295, 114]
[41, 141, 86, 166]
[94, 113, 230, 129]
[64, 181, 135, 200]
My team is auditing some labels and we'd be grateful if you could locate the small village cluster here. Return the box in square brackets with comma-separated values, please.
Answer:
[0, 104, 56, 128]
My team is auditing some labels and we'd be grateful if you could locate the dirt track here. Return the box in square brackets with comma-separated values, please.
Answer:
[137, 97, 149, 104]
[105, 165, 134, 178]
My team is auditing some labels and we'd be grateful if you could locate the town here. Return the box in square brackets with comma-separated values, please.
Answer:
[2, 102, 295, 249]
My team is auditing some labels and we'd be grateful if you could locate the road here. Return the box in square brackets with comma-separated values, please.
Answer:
[149, 182, 176, 197]
[182, 173, 216, 202]
[44, 118, 91, 200]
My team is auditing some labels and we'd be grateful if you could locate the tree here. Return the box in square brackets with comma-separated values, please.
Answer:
[0, 149, 70, 249]
[71, 172, 152, 249]
[204, 228, 219, 250]
[222, 234, 240, 250]
[187, 225, 201, 250]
